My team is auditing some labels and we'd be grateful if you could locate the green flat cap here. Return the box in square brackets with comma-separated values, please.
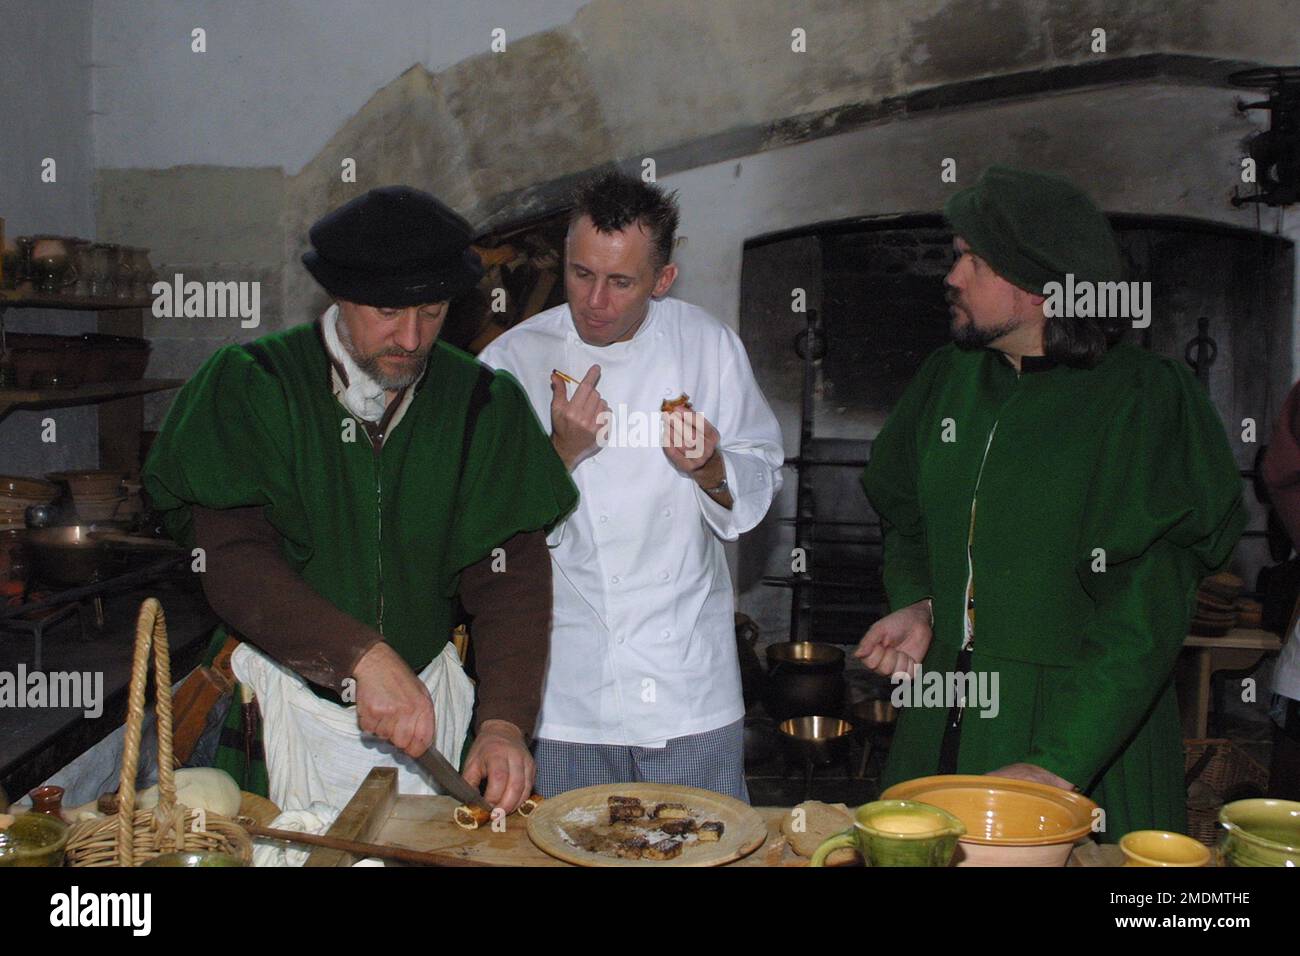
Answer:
[944, 165, 1123, 295]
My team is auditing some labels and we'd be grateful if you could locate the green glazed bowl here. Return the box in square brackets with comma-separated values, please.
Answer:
[0, 813, 70, 867]
[811, 799, 966, 867]
[1219, 799, 1300, 867]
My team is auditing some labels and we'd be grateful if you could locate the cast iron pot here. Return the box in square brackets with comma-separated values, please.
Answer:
[764, 641, 846, 722]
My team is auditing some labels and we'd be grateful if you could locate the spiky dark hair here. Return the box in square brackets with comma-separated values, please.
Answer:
[569, 169, 680, 270]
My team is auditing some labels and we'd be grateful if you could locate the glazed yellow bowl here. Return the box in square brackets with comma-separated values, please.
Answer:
[1119, 830, 1212, 867]
[881, 775, 1098, 866]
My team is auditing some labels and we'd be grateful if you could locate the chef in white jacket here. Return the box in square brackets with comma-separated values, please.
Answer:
[476, 170, 783, 800]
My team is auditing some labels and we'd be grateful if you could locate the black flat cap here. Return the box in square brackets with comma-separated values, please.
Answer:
[301, 185, 484, 307]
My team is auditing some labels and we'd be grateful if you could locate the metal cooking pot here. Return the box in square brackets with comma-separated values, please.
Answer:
[778, 715, 855, 767]
[24, 524, 181, 587]
[764, 641, 846, 722]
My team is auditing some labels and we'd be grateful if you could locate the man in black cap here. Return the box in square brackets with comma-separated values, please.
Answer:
[856, 166, 1245, 838]
[144, 186, 577, 815]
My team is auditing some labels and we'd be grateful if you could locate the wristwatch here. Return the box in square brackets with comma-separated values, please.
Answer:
[703, 477, 730, 497]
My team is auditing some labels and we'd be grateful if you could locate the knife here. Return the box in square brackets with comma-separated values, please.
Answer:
[414, 745, 494, 812]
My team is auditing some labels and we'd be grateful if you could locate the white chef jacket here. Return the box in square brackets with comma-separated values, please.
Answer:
[476, 296, 784, 746]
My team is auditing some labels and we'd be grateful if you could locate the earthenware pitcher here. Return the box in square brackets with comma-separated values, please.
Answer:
[811, 799, 965, 866]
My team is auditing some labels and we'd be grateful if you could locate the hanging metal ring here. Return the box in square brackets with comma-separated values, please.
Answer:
[793, 326, 826, 361]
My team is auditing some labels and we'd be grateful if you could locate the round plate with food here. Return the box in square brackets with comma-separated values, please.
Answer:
[526, 783, 767, 867]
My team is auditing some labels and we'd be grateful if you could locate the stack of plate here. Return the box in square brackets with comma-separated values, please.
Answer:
[1191, 572, 1243, 636]
[0, 475, 57, 532]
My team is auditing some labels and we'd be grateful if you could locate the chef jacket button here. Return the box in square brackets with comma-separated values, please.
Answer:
[661, 629, 671, 638]
[611, 575, 620, 585]
[659, 571, 669, 581]
[662, 507, 671, 517]
[617, 635, 626, 645]
[599, 514, 609, 523]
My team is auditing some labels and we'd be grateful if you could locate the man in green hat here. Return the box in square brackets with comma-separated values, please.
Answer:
[857, 165, 1246, 839]
[143, 186, 577, 814]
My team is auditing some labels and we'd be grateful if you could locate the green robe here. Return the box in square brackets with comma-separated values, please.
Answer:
[143, 323, 578, 788]
[862, 342, 1246, 841]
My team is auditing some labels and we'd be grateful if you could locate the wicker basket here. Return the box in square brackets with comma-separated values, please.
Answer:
[65, 598, 252, 866]
[1184, 738, 1270, 848]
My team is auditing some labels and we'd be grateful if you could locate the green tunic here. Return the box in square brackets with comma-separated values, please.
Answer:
[143, 321, 578, 687]
[862, 342, 1246, 841]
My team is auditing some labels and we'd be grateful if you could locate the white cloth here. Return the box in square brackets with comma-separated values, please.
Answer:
[251, 803, 339, 867]
[477, 296, 784, 746]
[231, 641, 475, 814]
[320, 302, 387, 422]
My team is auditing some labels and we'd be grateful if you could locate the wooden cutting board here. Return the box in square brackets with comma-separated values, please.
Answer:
[525, 783, 768, 867]
[304, 768, 791, 866]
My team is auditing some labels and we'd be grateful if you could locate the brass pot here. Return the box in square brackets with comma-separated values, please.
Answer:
[778, 715, 854, 767]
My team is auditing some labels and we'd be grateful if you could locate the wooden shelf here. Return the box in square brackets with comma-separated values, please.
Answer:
[1184, 627, 1282, 651]
[0, 379, 182, 419]
[1179, 627, 1284, 738]
[0, 287, 154, 311]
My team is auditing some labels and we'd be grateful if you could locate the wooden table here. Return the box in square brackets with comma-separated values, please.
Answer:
[303, 768, 1113, 867]
[1179, 628, 1283, 738]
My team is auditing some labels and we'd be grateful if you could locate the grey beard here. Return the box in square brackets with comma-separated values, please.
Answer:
[337, 317, 428, 389]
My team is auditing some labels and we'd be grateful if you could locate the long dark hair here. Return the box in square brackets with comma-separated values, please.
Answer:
[1042, 312, 1127, 368]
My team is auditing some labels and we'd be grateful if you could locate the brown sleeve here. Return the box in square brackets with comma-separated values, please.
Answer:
[457, 529, 552, 738]
[192, 504, 382, 693]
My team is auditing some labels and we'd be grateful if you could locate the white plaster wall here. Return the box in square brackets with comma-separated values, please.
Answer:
[664, 82, 1279, 334]
[91, 0, 590, 175]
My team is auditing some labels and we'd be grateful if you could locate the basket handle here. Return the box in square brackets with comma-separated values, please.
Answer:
[115, 597, 176, 866]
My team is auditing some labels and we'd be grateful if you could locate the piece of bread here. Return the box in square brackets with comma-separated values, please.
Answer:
[612, 835, 648, 860]
[781, 800, 854, 859]
[608, 796, 645, 823]
[642, 838, 684, 861]
[453, 804, 492, 830]
[650, 802, 690, 820]
[697, 821, 725, 842]
[659, 818, 698, 836]
[660, 393, 692, 414]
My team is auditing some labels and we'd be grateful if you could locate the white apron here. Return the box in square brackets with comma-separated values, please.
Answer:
[232, 641, 476, 814]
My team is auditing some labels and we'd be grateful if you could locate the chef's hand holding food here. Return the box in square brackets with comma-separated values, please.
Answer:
[550, 364, 609, 470]
[662, 406, 720, 474]
[462, 720, 535, 814]
[352, 640, 437, 758]
[854, 598, 933, 679]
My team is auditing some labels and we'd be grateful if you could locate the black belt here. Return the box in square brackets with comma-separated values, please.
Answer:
[937, 645, 973, 775]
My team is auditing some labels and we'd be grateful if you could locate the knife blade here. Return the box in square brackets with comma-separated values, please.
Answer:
[415, 745, 493, 812]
